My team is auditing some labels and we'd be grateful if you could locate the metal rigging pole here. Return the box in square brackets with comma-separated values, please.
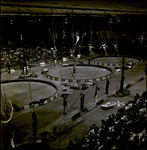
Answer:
[91, 19, 92, 45]
[72, 19, 74, 49]
[120, 51, 125, 92]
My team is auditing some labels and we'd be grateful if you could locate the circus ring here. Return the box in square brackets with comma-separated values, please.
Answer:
[1, 79, 60, 112]
[90, 55, 143, 67]
[44, 64, 114, 83]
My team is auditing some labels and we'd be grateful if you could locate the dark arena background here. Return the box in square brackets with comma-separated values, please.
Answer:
[1, 1, 147, 150]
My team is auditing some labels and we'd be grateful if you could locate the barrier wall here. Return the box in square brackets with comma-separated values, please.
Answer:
[90, 55, 143, 67]
[45, 64, 114, 83]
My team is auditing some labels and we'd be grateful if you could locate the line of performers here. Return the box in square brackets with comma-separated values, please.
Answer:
[89, 41, 119, 57]
[47, 31, 145, 64]
[49, 41, 119, 66]
[53, 28, 145, 65]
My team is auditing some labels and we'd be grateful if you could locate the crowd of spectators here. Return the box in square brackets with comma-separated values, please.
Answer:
[1, 46, 55, 70]
[66, 91, 147, 150]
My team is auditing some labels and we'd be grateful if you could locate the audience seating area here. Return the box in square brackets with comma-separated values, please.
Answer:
[66, 91, 147, 150]
[1, 46, 53, 70]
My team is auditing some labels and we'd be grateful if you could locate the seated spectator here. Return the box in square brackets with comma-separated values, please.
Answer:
[66, 140, 74, 150]
[132, 135, 140, 149]
[80, 139, 89, 149]
[134, 93, 140, 102]
[66, 91, 147, 150]
[92, 123, 99, 133]
[140, 135, 147, 148]
[141, 90, 147, 99]
[72, 137, 79, 149]
[77, 139, 82, 148]
[87, 126, 95, 138]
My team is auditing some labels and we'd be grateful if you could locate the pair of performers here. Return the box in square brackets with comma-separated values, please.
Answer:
[99, 41, 119, 56]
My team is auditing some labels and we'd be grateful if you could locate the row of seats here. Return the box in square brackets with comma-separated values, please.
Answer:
[66, 91, 147, 150]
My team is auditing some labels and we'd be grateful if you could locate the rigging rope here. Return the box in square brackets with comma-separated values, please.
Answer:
[48, 28, 54, 44]
[1, 93, 8, 120]
[3, 84, 8, 109]
[28, 78, 33, 110]
[78, 24, 86, 55]
[107, 47, 127, 65]
[1, 85, 13, 123]
[68, 67, 76, 80]
[72, 20, 75, 48]
[108, 22, 115, 39]
[91, 19, 93, 45]
[92, 56, 109, 78]
[52, 25, 56, 49]
[116, 56, 121, 90]
[107, 22, 128, 65]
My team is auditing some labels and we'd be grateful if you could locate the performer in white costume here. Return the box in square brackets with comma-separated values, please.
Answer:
[99, 42, 108, 55]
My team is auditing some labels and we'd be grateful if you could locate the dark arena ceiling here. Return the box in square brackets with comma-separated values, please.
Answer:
[1, 0, 147, 48]
[1, 0, 147, 17]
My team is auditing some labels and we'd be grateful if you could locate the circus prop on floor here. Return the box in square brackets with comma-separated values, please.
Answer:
[41, 68, 48, 74]
[101, 101, 116, 109]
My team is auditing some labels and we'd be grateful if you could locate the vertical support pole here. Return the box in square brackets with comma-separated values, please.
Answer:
[146, 66, 147, 91]
[119, 34, 126, 93]
[104, 11, 107, 43]
[120, 54, 125, 92]
[72, 19, 74, 48]
[32, 111, 37, 138]
[145, 47, 147, 91]
[52, 18, 55, 49]
[62, 19, 65, 45]
[104, 24, 107, 43]
[91, 19, 92, 45]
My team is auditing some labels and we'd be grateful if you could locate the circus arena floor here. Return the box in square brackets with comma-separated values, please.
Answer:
[1, 54, 146, 149]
